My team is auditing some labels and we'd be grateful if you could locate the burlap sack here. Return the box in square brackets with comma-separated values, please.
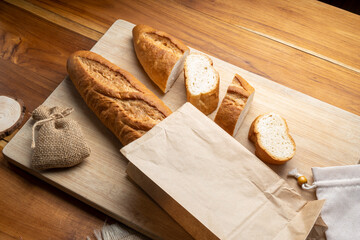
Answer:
[31, 105, 90, 170]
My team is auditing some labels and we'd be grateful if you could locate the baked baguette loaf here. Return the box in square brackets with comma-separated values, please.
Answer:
[67, 50, 172, 146]
[248, 113, 296, 164]
[184, 53, 220, 115]
[133, 24, 190, 93]
[214, 74, 254, 136]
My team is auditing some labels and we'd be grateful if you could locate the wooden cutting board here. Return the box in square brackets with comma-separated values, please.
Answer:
[3, 20, 360, 240]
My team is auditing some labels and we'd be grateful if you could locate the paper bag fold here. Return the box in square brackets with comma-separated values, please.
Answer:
[122, 103, 323, 240]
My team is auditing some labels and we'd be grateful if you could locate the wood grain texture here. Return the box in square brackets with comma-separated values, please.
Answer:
[3, 20, 360, 239]
[176, 0, 360, 72]
[0, 1, 96, 111]
[5, 0, 103, 41]
[0, 153, 110, 240]
[0, 2, 108, 240]
[1, 0, 359, 239]
[11, 0, 360, 115]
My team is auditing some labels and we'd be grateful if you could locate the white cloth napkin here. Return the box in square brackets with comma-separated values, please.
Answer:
[312, 164, 360, 240]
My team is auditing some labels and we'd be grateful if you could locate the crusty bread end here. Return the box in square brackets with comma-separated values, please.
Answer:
[133, 24, 190, 93]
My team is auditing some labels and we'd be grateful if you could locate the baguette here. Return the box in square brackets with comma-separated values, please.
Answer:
[184, 53, 220, 115]
[248, 113, 296, 164]
[67, 50, 172, 146]
[133, 24, 190, 93]
[214, 74, 255, 136]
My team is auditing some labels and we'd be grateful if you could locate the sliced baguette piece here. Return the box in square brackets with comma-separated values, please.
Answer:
[184, 53, 220, 115]
[248, 113, 296, 164]
[214, 74, 255, 136]
[132, 24, 190, 93]
[67, 50, 172, 146]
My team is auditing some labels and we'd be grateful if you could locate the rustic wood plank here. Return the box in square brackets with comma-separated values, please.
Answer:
[0, 141, 7, 151]
[11, 0, 360, 115]
[0, 230, 18, 240]
[0, 1, 96, 112]
[0, 2, 107, 240]
[1, 1, 359, 239]
[0, 59, 55, 112]
[5, 0, 103, 41]
[0, 152, 109, 240]
[175, 0, 360, 72]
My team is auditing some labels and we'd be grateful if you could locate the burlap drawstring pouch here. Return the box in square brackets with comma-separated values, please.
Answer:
[31, 105, 90, 170]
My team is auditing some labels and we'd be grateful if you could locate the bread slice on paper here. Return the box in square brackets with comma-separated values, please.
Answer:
[121, 103, 323, 240]
[248, 112, 296, 164]
[132, 24, 190, 93]
[214, 74, 254, 136]
[184, 53, 220, 115]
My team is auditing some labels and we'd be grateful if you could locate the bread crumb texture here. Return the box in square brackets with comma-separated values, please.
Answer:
[257, 113, 295, 159]
[186, 54, 218, 95]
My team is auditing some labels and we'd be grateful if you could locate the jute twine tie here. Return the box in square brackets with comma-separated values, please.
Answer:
[31, 107, 73, 149]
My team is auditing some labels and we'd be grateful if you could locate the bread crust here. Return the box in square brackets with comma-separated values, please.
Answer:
[67, 50, 172, 146]
[184, 53, 220, 115]
[132, 24, 189, 93]
[248, 113, 296, 165]
[214, 74, 254, 136]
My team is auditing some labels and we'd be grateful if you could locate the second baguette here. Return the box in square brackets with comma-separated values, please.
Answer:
[67, 50, 172, 146]
[133, 24, 190, 93]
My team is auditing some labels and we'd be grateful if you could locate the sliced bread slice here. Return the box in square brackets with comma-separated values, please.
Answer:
[214, 74, 255, 136]
[132, 24, 190, 93]
[184, 53, 220, 115]
[248, 113, 296, 164]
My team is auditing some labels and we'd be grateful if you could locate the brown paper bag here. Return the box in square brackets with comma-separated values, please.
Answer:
[121, 103, 324, 240]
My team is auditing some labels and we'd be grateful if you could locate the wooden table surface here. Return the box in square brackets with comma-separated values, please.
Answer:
[0, 0, 359, 239]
